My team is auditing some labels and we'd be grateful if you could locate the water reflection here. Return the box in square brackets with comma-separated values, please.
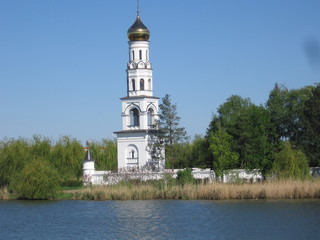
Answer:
[0, 200, 319, 239]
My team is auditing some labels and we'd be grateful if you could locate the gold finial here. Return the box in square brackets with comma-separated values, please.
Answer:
[128, 0, 150, 41]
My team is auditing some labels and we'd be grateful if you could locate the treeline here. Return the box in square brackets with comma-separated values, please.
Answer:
[0, 136, 117, 198]
[0, 83, 319, 198]
[168, 83, 320, 178]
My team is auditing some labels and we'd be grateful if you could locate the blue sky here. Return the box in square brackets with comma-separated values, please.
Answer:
[1, 0, 319, 144]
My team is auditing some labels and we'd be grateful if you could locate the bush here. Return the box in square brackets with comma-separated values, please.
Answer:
[10, 158, 60, 200]
[60, 179, 83, 188]
[0, 138, 31, 186]
[177, 168, 195, 186]
[271, 142, 310, 180]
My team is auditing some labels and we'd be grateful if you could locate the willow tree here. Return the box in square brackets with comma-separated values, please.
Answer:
[11, 158, 60, 200]
[271, 142, 310, 180]
[0, 138, 31, 186]
[88, 139, 117, 171]
[51, 136, 85, 180]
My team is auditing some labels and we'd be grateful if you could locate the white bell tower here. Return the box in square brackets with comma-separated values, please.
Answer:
[114, 11, 165, 172]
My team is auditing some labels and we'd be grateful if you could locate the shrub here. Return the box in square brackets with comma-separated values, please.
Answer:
[176, 168, 195, 186]
[60, 179, 83, 188]
[0, 138, 31, 186]
[11, 158, 60, 200]
[271, 142, 310, 180]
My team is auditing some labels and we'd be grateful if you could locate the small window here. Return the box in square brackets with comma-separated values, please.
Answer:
[139, 50, 142, 60]
[140, 79, 144, 90]
[146, 50, 148, 60]
[132, 79, 135, 91]
[148, 108, 154, 126]
[132, 50, 135, 60]
[148, 79, 151, 90]
[130, 150, 135, 159]
[130, 108, 140, 126]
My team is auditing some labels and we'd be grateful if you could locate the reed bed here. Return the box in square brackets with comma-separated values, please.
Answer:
[0, 187, 10, 200]
[64, 179, 320, 201]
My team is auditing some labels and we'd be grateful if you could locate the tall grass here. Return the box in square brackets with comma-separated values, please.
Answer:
[0, 187, 10, 200]
[64, 179, 320, 201]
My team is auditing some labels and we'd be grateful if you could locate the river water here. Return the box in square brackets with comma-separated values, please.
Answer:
[0, 200, 319, 239]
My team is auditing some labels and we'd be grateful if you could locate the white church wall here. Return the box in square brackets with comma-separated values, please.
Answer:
[84, 168, 215, 186]
[116, 131, 150, 169]
[221, 169, 263, 183]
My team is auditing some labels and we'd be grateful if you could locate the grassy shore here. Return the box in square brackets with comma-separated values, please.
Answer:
[63, 179, 320, 201]
[0, 187, 10, 200]
[1, 180, 320, 201]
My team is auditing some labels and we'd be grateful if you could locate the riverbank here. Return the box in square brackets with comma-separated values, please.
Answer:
[63, 179, 320, 200]
[1, 179, 320, 200]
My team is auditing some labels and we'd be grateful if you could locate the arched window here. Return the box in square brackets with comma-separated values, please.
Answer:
[132, 50, 135, 60]
[148, 79, 151, 90]
[148, 108, 155, 126]
[146, 50, 148, 60]
[130, 150, 135, 159]
[132, 79, 135, 91]
[139, 50, 142, 60]
[140, 79, 144, 90]
[127, 145, 139, 166]
[130, 108, 139, 126]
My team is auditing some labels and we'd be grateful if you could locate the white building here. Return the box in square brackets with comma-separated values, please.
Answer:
[114, 13, 165, 172]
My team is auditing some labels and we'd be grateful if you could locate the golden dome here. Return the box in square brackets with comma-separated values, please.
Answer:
[127, 15, 150, 41]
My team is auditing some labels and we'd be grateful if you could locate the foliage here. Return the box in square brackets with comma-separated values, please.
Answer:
[158, 94, 189, 169]
[187, 135, 212, 168]
[168, 143, 191, 169]
[146, 129, 166, 171]
[207, 95, 274, 173]
[271, 142, 310, 180]
[266, 83, 313, 143]
[207, 95, 252, 139]
[233, 104, 274, 171]
[10, 158, 60, 200]
[0, 138, 31, 186]
[51, 136, 85, 180]
[88, 139, 117, 171]
[30, 135, 52, 159]
[159, 94, 189, 145]
[176, 168, 195, 186]
[60, 179, 83, 188]
[300, 84, 320, 166]
[209, 129, 238, 177]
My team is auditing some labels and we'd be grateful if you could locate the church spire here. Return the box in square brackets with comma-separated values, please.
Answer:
[137, 0, 140, 16]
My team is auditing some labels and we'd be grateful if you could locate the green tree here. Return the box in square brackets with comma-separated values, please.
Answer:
[51, 136, 84, 180]
[233, 105, 274, 171]
[89, 139, 117, 171]
[271, 142, 310, 180]
[0, 138, 31, 186]
[172, 143, 192, 169]
[158, 94, 189, 170]
[30, 135, 52, 159]
[11, 158, 60, 200]
[301, 83, 320, 166]
[176, 168, 195, 186]
[266, 83, 313, 144]
[146, 129, 166, 171]
[207, 95, 274, 173]
[187, 135, 211, 168]
[208, 95, 252, 133]
[209, 129, 238, 177]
